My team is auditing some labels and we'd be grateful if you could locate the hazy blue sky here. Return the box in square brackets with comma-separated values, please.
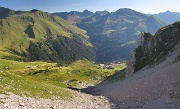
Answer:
[0, 0, 180, 13]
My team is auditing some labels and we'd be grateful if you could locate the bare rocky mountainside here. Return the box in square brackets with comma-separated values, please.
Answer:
[82, 22, 180, 109]
[126, 21, 180, 76]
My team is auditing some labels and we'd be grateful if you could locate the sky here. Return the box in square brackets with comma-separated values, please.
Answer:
[0, 0, 180, 14]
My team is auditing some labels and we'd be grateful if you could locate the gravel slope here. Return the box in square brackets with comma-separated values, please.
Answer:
[0, 90, 111, 109]
[86, 43, 180, 109]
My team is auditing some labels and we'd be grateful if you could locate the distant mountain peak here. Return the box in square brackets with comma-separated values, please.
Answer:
[83, 9, 92, 13]
[82, 10, 93, 16]
[0, 6, 12, 11]
[166, 10, 171, 12]
[0, 7, 14, 18]
[117, 8, 134, 11]
[154, 10, 180, 24]
[30, 9, 44, 14]
[94, 10, 109, 16]
[165, 10, 171, 13]
[30, 9, 39, 13]
[113, 8, 147, 18]
[115, 8, 137, 13]
[52, 10, 93, 21]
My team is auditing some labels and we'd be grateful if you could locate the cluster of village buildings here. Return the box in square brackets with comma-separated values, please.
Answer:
[98, 61, 124, 69]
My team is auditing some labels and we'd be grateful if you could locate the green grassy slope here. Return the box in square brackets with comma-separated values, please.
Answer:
[0, 58, 71, 99]
[0, 8, 94, 62]
[0, 7, 128, 100]
[0, 50, 126, 99]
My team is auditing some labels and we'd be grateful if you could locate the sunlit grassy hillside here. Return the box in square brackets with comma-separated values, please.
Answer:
[0, 8, 94, 62]
[0, 50, 126, 99]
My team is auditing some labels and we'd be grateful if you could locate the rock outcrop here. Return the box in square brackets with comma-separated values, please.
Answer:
[126, 21, 180, 77]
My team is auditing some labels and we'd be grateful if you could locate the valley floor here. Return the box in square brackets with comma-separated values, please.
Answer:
[0, 45, 179, 109]
[0, 43, 179, 109]
[0, 46, 179, 109]
[83, 42, 180, 109]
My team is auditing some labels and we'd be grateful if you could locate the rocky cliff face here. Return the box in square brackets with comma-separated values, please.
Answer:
[126, 21, 180, 77]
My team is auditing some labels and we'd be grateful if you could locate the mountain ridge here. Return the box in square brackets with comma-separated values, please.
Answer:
[0, 7, 95, 62]
[154, 10, 180, 24]
[52, 10, 93, 22]
[0, 7, 174, 63]
[76, 8, 166, 62]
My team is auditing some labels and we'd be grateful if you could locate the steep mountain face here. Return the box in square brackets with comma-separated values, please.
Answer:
[52, 10, 93, 22]
[126, 21, 180, 76]
[0, 7, 95, 62]
[146, 15, 167, 34]
[77, 8, 166, 62]
[154, 10, 180, 24]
